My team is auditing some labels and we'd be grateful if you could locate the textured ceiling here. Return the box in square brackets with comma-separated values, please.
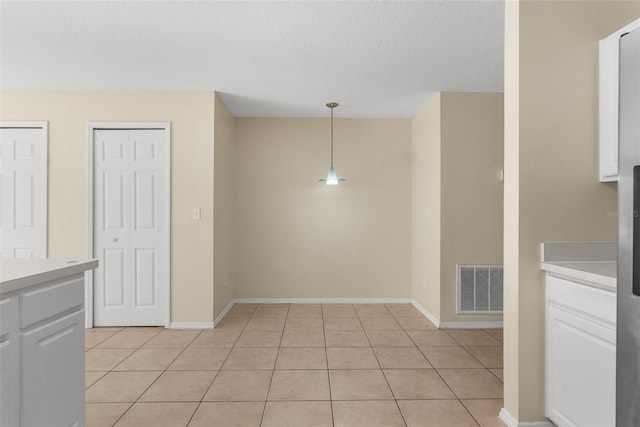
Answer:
[0, 1, 504, 118]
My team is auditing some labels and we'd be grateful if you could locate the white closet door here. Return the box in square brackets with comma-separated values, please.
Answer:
[94, 130, 131, 325]
[93, 129, 166, 326]
[130, 129, 166, 325]
[0, 125, 47, 259]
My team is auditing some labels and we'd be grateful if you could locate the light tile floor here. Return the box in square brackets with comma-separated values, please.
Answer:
[85, 303, 505, 427]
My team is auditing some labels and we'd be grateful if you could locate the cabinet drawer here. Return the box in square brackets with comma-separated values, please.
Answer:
[546, 274, 616, 326]
[20, 274, 84, 329]
[0, 296, 17, 336]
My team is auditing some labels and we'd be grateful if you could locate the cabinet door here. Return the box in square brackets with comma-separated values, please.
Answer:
[21, 310, 85, 427]
[599, 34, 619, 182]
[598, 18, 640, 182]
[546, 305, 616, 427]
[0, 296, 19, 427]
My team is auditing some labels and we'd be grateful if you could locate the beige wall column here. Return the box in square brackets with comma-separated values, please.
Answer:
[213, 94, 236, 319]
[412, 92, 504, 325]
[503, 1, 639, 422]
[411, 94, 442, 318]
[439, 92, 504, 324]
[503, 0, 521, 420]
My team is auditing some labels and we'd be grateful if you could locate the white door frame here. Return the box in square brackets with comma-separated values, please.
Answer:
[0, 121, 48, 258]
[86, 122, 171, 328]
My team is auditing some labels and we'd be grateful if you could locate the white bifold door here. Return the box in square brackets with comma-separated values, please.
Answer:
[92, 128, 169, 326]
[0, 123, 47, 259]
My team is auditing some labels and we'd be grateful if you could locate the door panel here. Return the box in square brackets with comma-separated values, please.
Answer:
[103, 171, 126, 229]
[14, 170, 34, 228]
[135, 248, 156, 307]
[93, 128, 166, 326]
[103, 248, 126, 307]
[134, 171, 156, 230]
[0, 125, 47, 259]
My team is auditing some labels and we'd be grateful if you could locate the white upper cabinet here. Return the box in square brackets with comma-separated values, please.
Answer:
[599, 19, 640, 182]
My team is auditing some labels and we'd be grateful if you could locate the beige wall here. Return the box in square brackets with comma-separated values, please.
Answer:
[213, 95, 236, 318]
[233, 118, 412, 299]
[504, 1, 640, 422]
[412, 92, 504, 324]
[411, 94, 442, 318]
[0, 91, 216, 324]
[503, 0, 521, 419]
[440, 92, 504, 323]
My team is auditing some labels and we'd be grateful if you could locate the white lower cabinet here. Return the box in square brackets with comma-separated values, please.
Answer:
[0, 296, 20, 427]
[0, 274, 85, 427]
[545, 275, 616, 427]
[22, 310, 85, 427]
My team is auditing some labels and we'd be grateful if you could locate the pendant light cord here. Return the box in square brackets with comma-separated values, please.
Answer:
[330, 106, 334, 168]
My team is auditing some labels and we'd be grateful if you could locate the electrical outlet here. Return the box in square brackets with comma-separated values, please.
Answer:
[192, 208, 201, 220]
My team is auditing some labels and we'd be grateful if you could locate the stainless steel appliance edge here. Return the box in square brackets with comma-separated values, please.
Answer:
[616, 26, 640, 427]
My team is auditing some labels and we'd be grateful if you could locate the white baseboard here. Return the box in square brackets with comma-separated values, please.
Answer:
[410, 300, 441, 327]
[499, 408, 556, 427]
[234, 298, 412, 304]
[214, 300, 236, 327]
[168, 322, 214, 330]
[411, 300, 503, 329]
[440, 321, 504, 329]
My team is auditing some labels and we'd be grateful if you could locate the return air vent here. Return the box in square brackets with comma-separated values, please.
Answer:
[457, 264, 503, 314]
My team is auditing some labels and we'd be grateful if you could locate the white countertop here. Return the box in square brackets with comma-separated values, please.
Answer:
[541, 261, 616, 291]
[540, 242, 617, 292]
[0, 258, 99, 295]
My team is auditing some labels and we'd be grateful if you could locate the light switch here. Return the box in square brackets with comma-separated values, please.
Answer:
[192, 208, 201, 220]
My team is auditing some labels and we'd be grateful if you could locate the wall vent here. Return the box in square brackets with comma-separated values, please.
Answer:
[457, 264, 503, 314]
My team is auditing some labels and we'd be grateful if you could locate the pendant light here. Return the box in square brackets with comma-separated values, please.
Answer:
[319, 102, 346, 185]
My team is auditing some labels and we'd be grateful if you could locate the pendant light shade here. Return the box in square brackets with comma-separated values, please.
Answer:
[319, 102, 345, 185]
[320, 166, 344, 185]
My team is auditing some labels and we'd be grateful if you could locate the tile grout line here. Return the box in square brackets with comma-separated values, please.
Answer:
[321, 303, 336, 427]
[110, 329, 183, 372]
[84, 329, 119, 350]
[427, 329, 504, 420]
[356, 305, 409, 427]
[443, 329, 506, 390]
[459, 399, 486, 427]
[96, 328, 206, 425]
[96, 327, 179, 426]
[108, 402, 135, 427]
[127, 329, 202, 425]
[186, 304, 256, 426]
[402, 318, 470, 412]
[385, 310, 464, 417]
[259, 303, 290, 427]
